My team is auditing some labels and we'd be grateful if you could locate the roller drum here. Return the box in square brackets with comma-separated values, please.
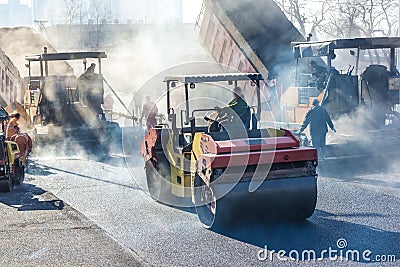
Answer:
[194, 174, 317, 229]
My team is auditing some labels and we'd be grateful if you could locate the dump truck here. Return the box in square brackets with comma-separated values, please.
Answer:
[140, 73, 318, 229]
[198, 0, 305, 121]
[22, 49, 131, 155]
[0, 108, 31, 192]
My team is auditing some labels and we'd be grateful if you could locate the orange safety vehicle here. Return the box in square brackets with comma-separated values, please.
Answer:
[140, 73, 318, 229]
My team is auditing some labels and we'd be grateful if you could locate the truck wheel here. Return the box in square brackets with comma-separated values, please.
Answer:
[193, 173, 225, 230]
[0, 175, 12, 192]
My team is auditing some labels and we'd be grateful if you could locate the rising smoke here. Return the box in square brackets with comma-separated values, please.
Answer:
[0, 10, 211, 159]
[0, 27, 73, 76]
[2, 0, 399, 180]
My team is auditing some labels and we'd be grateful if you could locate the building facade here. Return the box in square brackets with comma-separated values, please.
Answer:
[0, 48, 23, 105]
[0, 0, 33, 27]
[119, 0, 182, 24]
[32, 0, 64, 25]
[1, 0, 183, 27]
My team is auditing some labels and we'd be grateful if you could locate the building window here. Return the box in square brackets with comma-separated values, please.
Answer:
[10, 81, 13, 101]
[1, 69, 3, 92]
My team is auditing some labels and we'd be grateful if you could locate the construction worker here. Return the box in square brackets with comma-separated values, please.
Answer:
[6, 113, 32, 163]
[103, 93, 115, 111]
[310, 60, 327, 90]
[141, 96, 158, 130]
[84, 63, 96, 75]
[6, 113, 20, 138]
[299, 99, 336, 160]
[78, 63, 96, 107]
[133, 90, 144, 118]
[216, 87, 251, 129]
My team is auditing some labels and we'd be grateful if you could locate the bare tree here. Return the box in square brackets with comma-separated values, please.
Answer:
[320, 0, 398, 38]
[275, 0, 306, 35]
[89, 0, 112, 50]
[321, 0, 364, 38]
[275, 0, 398, 40]
[380, 0, 399, 36]
[274, 0, 330, 37]
[309, 1, 331, 38]
[358, 0, 398, 37]
[62, 0, 88, 50]
[63, 0, 86, 27]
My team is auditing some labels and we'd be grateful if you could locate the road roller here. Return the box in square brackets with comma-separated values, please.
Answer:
[140, 73, 318, 229]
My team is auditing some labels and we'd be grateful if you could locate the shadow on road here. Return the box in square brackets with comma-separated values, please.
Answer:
[213, 209, 399, 263]
[26, 160, 55, 176]
[0, 183, 64, 211]
[30, 161, 142, 191]
[318, 154, 400, 188]
[97, 154, 129, 167]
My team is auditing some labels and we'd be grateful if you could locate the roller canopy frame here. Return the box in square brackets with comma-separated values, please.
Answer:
[164, 73, 263, 83]
[26, 50, 108, 77]
[164, 73, 263, 131]
[292, 37, 400, 59]
[293, 36, 400, 82]
[25, 52, 107, 62]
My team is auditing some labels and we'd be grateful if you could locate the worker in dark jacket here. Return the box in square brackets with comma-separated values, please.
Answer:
[299, 99, 336, 160]
[217, 87, 251, 129]
[310, 60, 327, 91]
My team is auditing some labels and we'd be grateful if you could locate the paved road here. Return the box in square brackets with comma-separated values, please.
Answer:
[0, 179, 145, 266]
[27, 154, 399, 266]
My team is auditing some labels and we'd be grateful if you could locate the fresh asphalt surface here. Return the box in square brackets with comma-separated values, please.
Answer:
[26, 152, 399, 266]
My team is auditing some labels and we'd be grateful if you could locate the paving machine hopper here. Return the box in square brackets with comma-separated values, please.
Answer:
[140, 73, 318, 229]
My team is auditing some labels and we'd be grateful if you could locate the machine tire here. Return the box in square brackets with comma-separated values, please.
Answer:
[0, 174, 12, 192]
[193, 173, 226, 230]
[14, 166, 25, 186]
[291, 185, 317, 220]
[145, 160, 171, 203]
[145, 161, 162, 201]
